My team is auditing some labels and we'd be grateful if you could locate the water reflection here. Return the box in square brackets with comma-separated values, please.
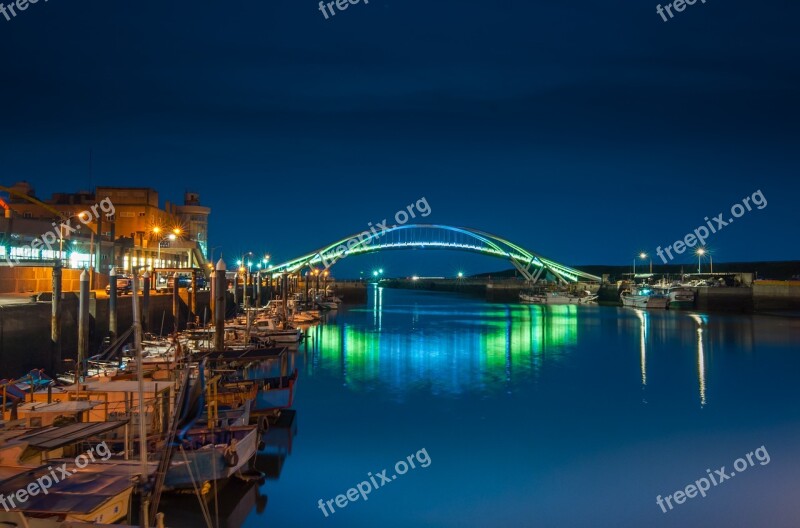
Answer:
[628, 308, 711, 407]
[160, 478, 267, 527]
[305, 293, 579, 396]
[690, 314, 708, 407]
[634, 309, 647, 388]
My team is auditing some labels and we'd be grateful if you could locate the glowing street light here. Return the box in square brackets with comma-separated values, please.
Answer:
[696, 247, 712, 273]
[639, 252, 652, 274]
[457, 272, 464, 278]
[154, 228, 178, 268]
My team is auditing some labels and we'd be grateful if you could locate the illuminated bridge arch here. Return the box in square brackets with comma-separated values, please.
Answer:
[270, 224, 600, 284]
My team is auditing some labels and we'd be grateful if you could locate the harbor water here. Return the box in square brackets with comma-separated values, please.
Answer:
[174, 286, 800, 527]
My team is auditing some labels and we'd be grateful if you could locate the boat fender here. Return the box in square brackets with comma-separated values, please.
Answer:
[223, 444, 239, 467]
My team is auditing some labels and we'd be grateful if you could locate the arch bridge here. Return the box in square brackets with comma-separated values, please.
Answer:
[269, 224, 600, 284]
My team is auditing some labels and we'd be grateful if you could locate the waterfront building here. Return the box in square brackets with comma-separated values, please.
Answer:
[0, 181, 209, 272]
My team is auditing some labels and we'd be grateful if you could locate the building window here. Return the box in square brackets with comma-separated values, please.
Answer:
[23, 212, 32, 219]
[138, 212, 146, 217]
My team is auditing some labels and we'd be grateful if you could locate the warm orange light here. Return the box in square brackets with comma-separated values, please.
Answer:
[173, 228, 182, 235]
[152, 226, 161, 234]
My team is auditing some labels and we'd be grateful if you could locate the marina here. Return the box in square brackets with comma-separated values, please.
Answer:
[2, 2, 799, 524]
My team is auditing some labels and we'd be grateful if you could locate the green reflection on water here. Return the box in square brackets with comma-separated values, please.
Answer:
[304, 298, 579, 395]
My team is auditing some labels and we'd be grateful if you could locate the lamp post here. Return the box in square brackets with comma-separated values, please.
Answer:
[696, 248, 706, 274]
[639, 252, 652, 274]
[153, 228, 178, 269]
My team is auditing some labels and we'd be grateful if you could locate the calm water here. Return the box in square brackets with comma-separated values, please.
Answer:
[188, 287, 800, 527]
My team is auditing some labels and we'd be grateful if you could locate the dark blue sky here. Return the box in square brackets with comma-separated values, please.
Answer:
[1, 1, 798, 276]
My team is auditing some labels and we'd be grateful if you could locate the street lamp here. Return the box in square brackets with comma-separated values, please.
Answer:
[696, 247, 712, 274]
[155, 230, 176, 269]
[639, 252, 652, 274]
[457, 272, 464, 278]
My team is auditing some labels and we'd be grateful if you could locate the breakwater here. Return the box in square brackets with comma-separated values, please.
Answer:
[382, 278, 800, 312]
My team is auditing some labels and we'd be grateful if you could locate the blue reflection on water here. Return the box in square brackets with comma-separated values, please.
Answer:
[243, 287, 800, 528]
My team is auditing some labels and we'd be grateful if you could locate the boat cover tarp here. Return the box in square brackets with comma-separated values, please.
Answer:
[15, 421, 129, 451]
[0, 465, 133, 514]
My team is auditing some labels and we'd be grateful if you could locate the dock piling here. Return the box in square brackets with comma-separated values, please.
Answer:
[209, 270, 216, 319]
[142, 271, 150, 332]
[214, 259, 226, 352]
[51, 263, 62, 372]
[109, 267, 117, 338]
[172, 272, 180, 333]
[77, 269, 89, 384]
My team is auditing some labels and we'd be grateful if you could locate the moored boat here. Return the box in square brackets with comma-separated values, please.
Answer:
[164, 425, 259, 490]
[621, 286, 669, 309]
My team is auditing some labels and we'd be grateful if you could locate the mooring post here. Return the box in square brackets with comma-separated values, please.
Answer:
[109, 267, 117, 339]
[214, 259, 226, 352]
[243, 268, 249, 310]
[51, 263, 62, 372]
[172, 272, 180, 333]
[77, 269, 89, 384]
[142, 271, 150, 333]
[189, 269, 197, 319]
[209, 270, 216, 320]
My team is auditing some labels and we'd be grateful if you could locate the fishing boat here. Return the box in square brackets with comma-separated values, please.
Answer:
[251, 370, 298, 416]
[621, 286, 669, 309]
[163, 424, 260, 490]
[0, 464, 136, 525]
[667, 286, 696, 309]
[247, 317, 303, 344]
[520, 289, 597, 305]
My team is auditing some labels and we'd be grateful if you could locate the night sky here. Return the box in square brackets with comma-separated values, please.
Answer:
[1, 1, 798, 277]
